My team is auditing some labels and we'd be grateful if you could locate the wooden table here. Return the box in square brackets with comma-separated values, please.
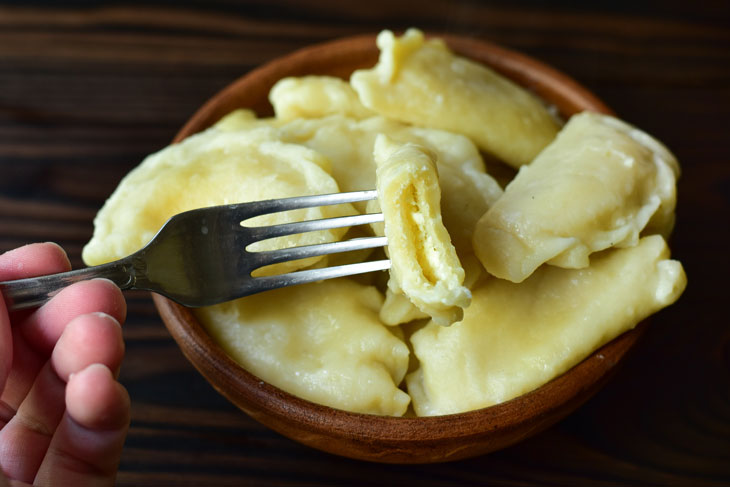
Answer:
[1, 2, 728, 485]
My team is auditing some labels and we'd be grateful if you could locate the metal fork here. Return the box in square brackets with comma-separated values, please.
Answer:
[0, 190, 389, 311]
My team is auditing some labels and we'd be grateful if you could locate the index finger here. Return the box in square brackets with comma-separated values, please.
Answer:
[0, 243, 71, 282]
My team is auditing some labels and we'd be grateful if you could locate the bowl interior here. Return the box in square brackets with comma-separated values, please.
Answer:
[154, 33, 640, 464]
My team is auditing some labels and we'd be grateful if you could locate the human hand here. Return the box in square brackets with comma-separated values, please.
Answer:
[0, 243, 129, 486]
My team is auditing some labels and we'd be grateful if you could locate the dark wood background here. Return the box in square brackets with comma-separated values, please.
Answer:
[1, 1, 728, 485]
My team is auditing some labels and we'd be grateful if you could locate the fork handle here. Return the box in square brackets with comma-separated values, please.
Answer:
[0, 259, 136, 312]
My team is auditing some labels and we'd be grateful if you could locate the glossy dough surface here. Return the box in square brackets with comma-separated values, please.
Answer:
[408, 235, 686, 416]
[270, 75, 375, 121]
[82, 128, 353, 275]
[473, 111, 679, 283]
[351, 28, 561, 168]
[196, 280, 411, 416]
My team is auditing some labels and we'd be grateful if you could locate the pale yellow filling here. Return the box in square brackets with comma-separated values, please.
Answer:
[374, 135, 471, 326]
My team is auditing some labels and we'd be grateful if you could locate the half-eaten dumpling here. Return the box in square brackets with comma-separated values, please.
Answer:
[374, 135, 471, 326]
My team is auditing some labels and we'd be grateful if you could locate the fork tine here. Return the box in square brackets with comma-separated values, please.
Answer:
[243, 260, 392, 295]
[245, 212, 384, 242]
[248, 236, 388, 269]
[228, 190, 379, 222]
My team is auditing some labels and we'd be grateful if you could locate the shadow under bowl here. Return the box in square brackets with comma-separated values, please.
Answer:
[154, 32, 643, 464]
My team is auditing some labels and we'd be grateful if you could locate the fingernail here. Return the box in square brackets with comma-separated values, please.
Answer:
[91, 311, 121, 328]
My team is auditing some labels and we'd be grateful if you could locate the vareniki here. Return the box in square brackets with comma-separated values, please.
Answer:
[84, 29, 686, 416]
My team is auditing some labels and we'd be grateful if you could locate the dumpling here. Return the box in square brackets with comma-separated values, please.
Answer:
[196, 279, 411, 416]
[407, 235, 686, 416]
[82, 127, 353, 276]
[473, 111, 679, 283]
[351, 28, 561, 168]
[374, 135, 471, 327]
[269, 75, 376, 120]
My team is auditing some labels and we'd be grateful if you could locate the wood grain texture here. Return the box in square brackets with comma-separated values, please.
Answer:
[1, 1, 728, 485]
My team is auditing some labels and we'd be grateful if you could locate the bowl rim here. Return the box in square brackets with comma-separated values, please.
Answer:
[155, 31, 641, 462]
[157, 293, 644, 434]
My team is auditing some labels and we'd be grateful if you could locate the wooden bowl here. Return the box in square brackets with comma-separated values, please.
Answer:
[154, 33, 641, 463]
